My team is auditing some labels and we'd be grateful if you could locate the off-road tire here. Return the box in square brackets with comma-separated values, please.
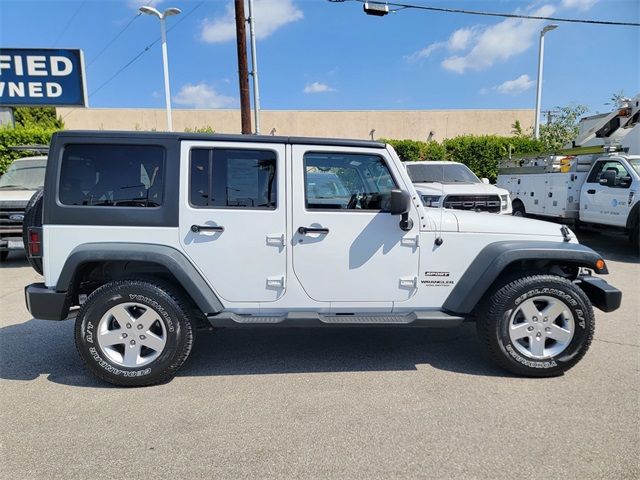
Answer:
[75, 279, 195, 387]
[477, 274, 595, 377]
[22, 188, 44, 275]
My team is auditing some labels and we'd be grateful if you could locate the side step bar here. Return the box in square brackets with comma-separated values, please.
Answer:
[207, 311, 466, 328]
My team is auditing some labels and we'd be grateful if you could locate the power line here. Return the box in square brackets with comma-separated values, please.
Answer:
[62, 1, 204, 121]
[331, 0, 640, 27]
[89, 2, 204, 97]
[53, 0, 88, 47]
[87, 0, 159, 68]
[88, 13, 142, 68]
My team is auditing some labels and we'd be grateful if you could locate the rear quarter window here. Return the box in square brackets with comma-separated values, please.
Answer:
[59, 144, 165, 207]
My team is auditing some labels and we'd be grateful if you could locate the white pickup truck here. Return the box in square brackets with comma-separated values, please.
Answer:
[405, 161, 512, 214]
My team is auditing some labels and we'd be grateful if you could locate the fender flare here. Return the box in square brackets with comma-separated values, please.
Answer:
[442, 241, 607, 315]
[56, 243, 224, 314]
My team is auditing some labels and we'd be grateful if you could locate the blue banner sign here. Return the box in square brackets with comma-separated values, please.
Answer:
[0, 48, 87, 107]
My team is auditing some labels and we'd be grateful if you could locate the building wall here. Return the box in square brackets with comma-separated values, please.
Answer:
[56, 107, 535, 141]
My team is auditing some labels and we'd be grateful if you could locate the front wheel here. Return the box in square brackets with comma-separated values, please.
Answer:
[477, 275, 595, 377]
[75, 279, 195, 387]
[512, 201, 526, 217]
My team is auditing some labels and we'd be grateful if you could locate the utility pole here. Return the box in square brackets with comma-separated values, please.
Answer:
[247, 0, 261, 134]
[234, 0, 252, 134]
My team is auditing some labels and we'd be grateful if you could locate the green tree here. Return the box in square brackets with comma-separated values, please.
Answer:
[13, 107, 64, 129]
[610, 90, 627, 108]
[538, 104, 588, 152]
[511, 120, 524, 137]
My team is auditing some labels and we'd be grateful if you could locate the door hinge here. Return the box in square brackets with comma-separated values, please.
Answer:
[266, 276, 285, 288]
[266, 233, 285, 247]
[399, 276, 417, 289]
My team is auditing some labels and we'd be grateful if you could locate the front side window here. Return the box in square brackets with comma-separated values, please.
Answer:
[587, 160, 632, 188]
[304, 153, 397, 210]
[59, 144, 164, 207]
[190, 148, 277, 209]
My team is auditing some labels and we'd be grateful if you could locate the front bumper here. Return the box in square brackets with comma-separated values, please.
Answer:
[577, 276, 622, 313]
[25, 283, 71, 321]
[0, 231, 24, 252]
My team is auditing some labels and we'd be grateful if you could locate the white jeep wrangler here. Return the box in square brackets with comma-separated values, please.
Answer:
[24, 131, 621, 386]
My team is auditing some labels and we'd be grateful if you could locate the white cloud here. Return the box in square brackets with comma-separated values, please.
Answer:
[303, 82, 335, 94]
[201, 0, 303, 43]
[495, 74, 534, 94]
[561, 0, 598, 11]
[173, 83, 236, 108]
[407, 27, 474, 60]
[410, 0, 599, 74]
[441, 4, 557, 73]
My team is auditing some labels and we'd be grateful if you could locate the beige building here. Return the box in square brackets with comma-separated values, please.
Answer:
[56, 107, 534, 142]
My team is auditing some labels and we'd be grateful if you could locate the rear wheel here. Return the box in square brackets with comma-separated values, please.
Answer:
[75, 279, 195, 387]
[477, 274, 594, 377]
[0, 251, 8, 262]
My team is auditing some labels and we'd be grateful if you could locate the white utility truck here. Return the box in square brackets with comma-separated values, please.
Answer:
[497, 96, 640, 246]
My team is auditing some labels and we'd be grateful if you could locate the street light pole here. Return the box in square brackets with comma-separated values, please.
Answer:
[140, 6, 181, 132]
[534, 24, 558, 139]
[247, 0, 261, 134]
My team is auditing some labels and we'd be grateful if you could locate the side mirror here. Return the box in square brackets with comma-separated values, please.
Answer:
[390, 189, 411, 215]
[599, 170, 616, 187]
[481, 178, 490, 184]
[389, 190, 413, 231]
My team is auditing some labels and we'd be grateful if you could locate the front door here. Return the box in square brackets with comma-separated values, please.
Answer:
[179, 141, 287, 303]
[580, 158, 633, 227]
[291, 145, 420, 304]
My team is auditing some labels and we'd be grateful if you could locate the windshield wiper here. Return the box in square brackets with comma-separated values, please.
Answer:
[0, 185, 30, 189]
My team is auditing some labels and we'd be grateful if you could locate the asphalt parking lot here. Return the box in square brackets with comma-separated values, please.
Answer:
[1, 230, 638, 479]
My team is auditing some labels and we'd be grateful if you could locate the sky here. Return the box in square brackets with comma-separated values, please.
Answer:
[1, 0, 638, 116]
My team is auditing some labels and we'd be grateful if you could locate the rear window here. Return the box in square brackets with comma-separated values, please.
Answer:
[59, 144, 165, 207]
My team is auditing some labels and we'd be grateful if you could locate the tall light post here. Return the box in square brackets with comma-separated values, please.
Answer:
[139, 6, 181, 132]
[534, 24, 558, 139]
[247, 0, 261, 134]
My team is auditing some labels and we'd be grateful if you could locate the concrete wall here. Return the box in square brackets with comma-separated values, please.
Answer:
[56, 107, 535, 142]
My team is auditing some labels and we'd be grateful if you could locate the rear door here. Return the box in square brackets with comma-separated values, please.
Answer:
[179, 141, 287, 303]
[291, 145, 420, 304]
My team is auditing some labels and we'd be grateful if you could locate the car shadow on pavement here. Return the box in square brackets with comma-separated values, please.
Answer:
[0, 320, 510, 388]
[0, 253, 30, 269]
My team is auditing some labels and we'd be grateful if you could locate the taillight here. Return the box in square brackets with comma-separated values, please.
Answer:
[28, 227, 42, 258]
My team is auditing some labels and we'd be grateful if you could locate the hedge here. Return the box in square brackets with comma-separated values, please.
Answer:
[0, 126, 60, 175]
[385, 135, 545, 182]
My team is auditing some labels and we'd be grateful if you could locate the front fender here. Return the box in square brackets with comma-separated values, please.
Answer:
[442, 241, 608, 315]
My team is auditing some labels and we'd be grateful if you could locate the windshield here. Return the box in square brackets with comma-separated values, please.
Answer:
[405, 163, 480, 184]
[0, 158, 47, 189]
[629, 158, 640, 175]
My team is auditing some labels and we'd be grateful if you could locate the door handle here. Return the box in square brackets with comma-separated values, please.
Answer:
[191, 224, 224, 233]
[587, 189, 596, 194]
[298, 226, 329, 235]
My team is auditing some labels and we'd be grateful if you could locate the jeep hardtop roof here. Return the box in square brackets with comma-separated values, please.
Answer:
[52, 130, 386, 149]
